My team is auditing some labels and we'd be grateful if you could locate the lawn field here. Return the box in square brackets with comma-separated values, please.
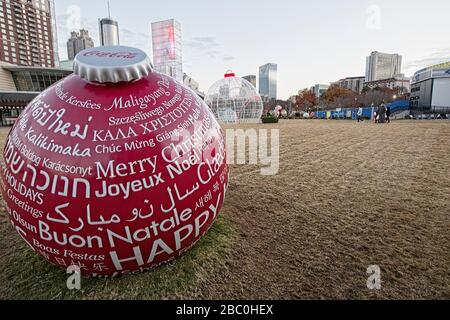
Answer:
[0, 120, 449, 299]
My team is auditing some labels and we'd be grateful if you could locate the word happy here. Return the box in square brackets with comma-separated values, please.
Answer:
[109, 193, 222, 271]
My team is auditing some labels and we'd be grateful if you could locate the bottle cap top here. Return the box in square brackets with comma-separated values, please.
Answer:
[74, 46, 153, 83]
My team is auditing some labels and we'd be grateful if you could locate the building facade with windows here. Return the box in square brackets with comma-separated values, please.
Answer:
[365, 51, 402, 82]
[332, 76, 365, 93]
[410, 61, 450, 114]
[0, 61, 72, 125]
[259, 63, 277, 100]
[0, 0, 58, 68]
[363, 76, 411, 93]
[58, 59, 74, 71]
[151, 19, 183, 82]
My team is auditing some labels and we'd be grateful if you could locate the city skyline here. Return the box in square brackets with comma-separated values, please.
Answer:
[53, 0, 450, 99]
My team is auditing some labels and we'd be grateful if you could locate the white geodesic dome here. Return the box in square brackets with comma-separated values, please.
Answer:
[205, 73, 264, 124]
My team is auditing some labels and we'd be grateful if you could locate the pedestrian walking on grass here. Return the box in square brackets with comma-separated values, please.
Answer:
[357, 107, 363, 123]
[386, 106, 391, 124]
[374, 105, 379, 123]
[379, 103, 386, 124]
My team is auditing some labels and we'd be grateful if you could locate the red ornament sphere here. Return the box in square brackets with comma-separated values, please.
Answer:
[0, 46, 228, 276]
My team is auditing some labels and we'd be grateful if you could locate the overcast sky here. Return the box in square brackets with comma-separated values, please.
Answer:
[54, 0, 450, 99]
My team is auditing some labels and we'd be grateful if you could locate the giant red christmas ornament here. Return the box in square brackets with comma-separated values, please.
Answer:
[0, 46, 228, 276]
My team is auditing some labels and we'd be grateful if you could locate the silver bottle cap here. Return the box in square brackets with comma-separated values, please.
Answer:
[74, 46, 153, 83]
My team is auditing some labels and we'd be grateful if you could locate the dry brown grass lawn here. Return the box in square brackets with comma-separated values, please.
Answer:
[0, 120, 449, 299]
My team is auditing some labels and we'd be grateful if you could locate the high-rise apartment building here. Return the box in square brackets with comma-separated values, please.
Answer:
[151, 19, 183, 82]
[67, 29, 94, 60]
[259, 63, 277, 100]
[0, 0, 58, 67]
[365, 51, 402, 82]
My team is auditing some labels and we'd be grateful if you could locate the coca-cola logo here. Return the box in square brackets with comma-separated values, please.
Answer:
[83, 51, 139, 59]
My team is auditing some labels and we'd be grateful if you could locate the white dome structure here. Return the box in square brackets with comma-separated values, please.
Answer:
[205, 71, 264, 124]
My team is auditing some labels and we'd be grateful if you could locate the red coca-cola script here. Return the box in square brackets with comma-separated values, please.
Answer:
[84, 51, 139, 59]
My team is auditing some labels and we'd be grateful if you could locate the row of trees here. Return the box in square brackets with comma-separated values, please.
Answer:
[295, 85, 409, 112]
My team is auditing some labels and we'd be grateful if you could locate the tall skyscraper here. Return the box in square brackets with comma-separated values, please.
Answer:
[0, 0, 58, 67]
[67, 29, 94, 60]
[151, 19, 183, 82]
[99, 18, 119, 46]
[259, 63, 277, 100]
[243, 75, 257, 88]
[365, 51, 402, 82]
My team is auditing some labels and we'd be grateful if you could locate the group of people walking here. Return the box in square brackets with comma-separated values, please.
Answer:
[374, 103, 391, 124]
[357, 103, 391, 124]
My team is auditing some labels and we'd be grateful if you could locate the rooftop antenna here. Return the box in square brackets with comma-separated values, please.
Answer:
[107, 0, 111, 18]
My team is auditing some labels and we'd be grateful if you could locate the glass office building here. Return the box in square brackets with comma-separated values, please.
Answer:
[151, 19, 183, 82]
[259, 63, 277, 100]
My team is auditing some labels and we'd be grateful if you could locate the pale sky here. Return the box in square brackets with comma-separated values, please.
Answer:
[54, 0, 450, 99]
